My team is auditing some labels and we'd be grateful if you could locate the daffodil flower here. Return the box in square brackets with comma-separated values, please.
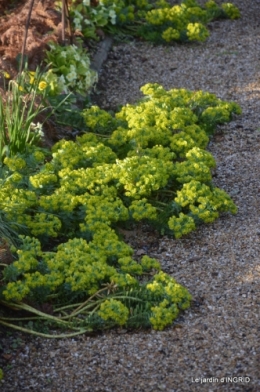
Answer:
[38, 81, 47, 91]
[3, 71, 11, 79]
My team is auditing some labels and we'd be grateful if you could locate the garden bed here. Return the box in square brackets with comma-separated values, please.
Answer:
[0, 0, 260, 391]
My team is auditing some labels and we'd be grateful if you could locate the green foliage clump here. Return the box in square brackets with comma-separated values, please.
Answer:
[45, 42, 98, 95]
[0, 83, 241, 334]
[68, 0, 118, 40]
[68, 0, 240, 44]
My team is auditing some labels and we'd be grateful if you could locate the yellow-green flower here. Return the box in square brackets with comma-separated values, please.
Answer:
[29, 72, 36, 84]
[221, 2, 240, 19]
[3, 71, 11, 79]
[150, 303, 179, 330]
[4, 157, 26, 171]
[38, 81, 47, 91]
[98, 299, 129, 326]
[33, 151, 45, 162]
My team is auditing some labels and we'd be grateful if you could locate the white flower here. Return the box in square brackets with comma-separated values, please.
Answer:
[80, 60, 87, 69]
[83, 0, 90, 5]
[85, 74, 91, 84]
[73, 18, 82, 31]
[109, 9, 117, 25]
[83, 18, 92, 26]
[66, 71, 77, 82]
[74, 10, 83, 20]
[60, 51, 67, 58]
[77, 81, 83, 90]
[58, 75, 65, 84]
[30, 122, 44, 138]
[57, 75, 68, 92]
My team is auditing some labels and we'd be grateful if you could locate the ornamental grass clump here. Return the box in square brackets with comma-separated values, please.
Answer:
[0, 83, 241, 336]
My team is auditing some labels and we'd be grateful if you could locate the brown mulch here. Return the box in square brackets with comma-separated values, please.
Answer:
[0, 0, 63, 79]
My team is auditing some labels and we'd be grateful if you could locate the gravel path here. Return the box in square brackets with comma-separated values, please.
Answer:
[0, 1, 260, 391]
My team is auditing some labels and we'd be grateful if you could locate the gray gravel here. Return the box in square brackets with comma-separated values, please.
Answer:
[1, 0, 260, 391]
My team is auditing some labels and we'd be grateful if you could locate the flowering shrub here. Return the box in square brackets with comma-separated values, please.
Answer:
[0, 84, 241, 335]
[45, 42, 98, 95]
[67, 0, 240, 44]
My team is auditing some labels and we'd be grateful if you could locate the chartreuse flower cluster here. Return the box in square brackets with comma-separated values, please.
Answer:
[0, 83, 240, 334]
[147, 271, 191, 330]
[67, 0, 240, 44]
[1, 234, 190, 331]
[0, 83, 240, 240]
[96, 270, 192, 330]
[141, 0, 240, 43]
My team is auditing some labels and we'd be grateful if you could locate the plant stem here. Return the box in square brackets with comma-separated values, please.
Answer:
[20, 0, 35, 73]
[69, 286, 109, 316]
[0, 319, 91, 338]
[0, 300, 70, 327]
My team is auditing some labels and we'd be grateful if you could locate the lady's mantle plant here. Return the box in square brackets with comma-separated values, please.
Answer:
[0, 84, 241, 335]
